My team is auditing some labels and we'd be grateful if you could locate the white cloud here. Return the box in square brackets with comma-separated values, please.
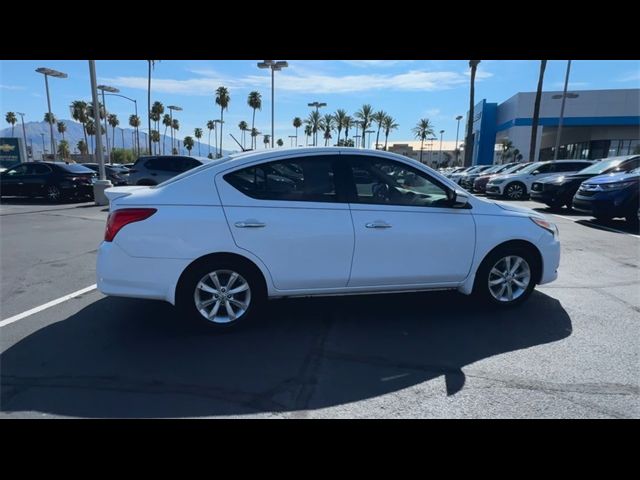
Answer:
[617, 71, 640, 82]
[0, 84, 25, 90]
[104, 68, 488, 96]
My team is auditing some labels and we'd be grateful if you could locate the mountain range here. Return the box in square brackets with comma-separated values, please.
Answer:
[0, 120, 233, 158]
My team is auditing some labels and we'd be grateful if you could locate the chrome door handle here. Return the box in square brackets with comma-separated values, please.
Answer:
[365, 222, 392, 229]
[235, 221, 266, 228]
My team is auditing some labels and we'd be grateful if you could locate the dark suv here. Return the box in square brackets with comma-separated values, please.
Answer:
[126, 155, 212, 185]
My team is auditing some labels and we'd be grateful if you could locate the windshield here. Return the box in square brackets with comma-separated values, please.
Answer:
[628, 166, 640, 174]
[505, 163, 530, 174]
[577, 158, 625, 175]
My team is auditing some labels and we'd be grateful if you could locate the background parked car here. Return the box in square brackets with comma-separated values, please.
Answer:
[530, 155, 640, 210]
[449, 165, 485, 185]
[81, 163, 128, 186]
[0, 161, 95, 202]
[0, 159, 18, 173]
[126, 155, 212, 185]
[458, 165, 494, 190]
[572, 166, 640, 225]
[474, 162, 531, 194]
[486, 160, 594, 200]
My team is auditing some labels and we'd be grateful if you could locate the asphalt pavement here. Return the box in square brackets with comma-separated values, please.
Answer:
[1, 197, 638, 418]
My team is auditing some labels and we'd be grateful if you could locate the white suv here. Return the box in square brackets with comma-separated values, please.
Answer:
[486, 160, 593, 200]
[98, 148, 560, 331]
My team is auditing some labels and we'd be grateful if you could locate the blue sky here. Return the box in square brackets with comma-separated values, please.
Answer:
[2, 60, 639, 151]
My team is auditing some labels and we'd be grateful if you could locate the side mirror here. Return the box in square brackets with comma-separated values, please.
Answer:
[451, 190, 470, 208]
[531, 170, 540, 175]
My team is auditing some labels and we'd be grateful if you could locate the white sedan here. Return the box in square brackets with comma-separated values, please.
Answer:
[97, 147, 560, 331]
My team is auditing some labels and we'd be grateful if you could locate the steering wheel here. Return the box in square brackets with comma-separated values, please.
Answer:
[372, 183, 389, 202]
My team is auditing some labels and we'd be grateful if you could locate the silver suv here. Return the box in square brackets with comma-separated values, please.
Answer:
[126, 155, 212, 186]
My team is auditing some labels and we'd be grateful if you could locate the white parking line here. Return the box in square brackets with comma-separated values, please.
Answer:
[549, 213, 640, 239]
[0, 284, 97, 328]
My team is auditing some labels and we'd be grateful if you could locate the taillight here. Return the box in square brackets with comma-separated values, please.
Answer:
[105, 208, 157, 242]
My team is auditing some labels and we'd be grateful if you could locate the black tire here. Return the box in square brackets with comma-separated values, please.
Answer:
[503, 182, 526, 200]
[473, 245, 539, 307]
[45, 184, 64, 203]
[594, 215, 611, 222]
[545, 200, 564, 211]
[175, 256, 266, 332]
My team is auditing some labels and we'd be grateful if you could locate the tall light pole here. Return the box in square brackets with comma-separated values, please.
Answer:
[354, 135, 361, 149]
[168, 105, 182, 155]
[429, 137, 437, 166]
[35, 67, 67, 161]
[307, 101, 327, 146]
[258, 60, 288, 148]
[552, 60, 578, 161]
[16, 112, 29, 161]
[365, 130, 375, 149]
[103, 92, 138, 153]
[439, 129, 445, 167]
[353, 120, 360, 148]
[288, 135, 296, 147]
[97, 85, 119, 164]
[454, 115, 463, 166]
[89, 60, 112, 205]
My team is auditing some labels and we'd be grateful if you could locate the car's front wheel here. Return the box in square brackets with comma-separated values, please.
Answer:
[474, 247, 538, 307]
[504, 182, 526, 200]
[176, 257, 266, 331]
[45, 185, 63, 203]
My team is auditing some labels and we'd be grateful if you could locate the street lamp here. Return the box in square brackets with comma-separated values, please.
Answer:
[428, 137, 437, 165]
[365, 130, 375, 149]
[88, 60, 112, 206]
[258, 60, 288, 148]
[551, 60, 578, 160]
[307, 101, 327, 146]
[454, 115, 463, 166]
[354, 134, 361, 149]
[36, 67, 67, 161]
[102, 92, 138, 153]
[439, 129, 445, 167]
[167, 105, 182, 155]
[288, 135, 296, 147]
[16, 112, 29, 161]
[97, 85, 119, 164]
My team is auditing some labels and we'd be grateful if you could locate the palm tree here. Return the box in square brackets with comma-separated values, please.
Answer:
[149, 111, 160, 154]
[5, 112, 17, 136]
[305, 110, 322, 146]
[71, 100, 89, 151]
[412, 118, 435, 163]
[151, 101, 164, 140]
[321, 114, 334, 146]
[500, 139, 514, 162]
[44, 112, 57, 125]
[57, 121, 67, 142]
[464, 60, 481, 166]
[382, 115, 399, 150]
[85, 119, 96, 154]
[215, 86, 230, 157]
[162, 114, 172, 154]
[107, 114, 119, 159]
[183, 135, 194, 155]
[57, 139, 70, 160]
[206, 120, 215, 156]
[194, 128, 203, 156]
[529, 60, 547, 163]
[77, 140, 87, 155]
[263, 134, 270, 149]
[151, 129, 160, 154]
[292, 116, 302, 147]
[277, 138, 284, 147]
[172, 118, 180, 154]
[342, 116, 353, 144]
[304, 124, 312, 146]
[372, 110, 387, 150]
[355, 104, 374, 149]
[251, 128, 259, 148]
[238, 121, 248, 149]
[247, 91, 262, 149]
[147, 60, 159, 153]
[331, 109, 347, 145]
[129, 114, 141, 156]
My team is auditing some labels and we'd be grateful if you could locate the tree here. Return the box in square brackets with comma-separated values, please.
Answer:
[263, 134, 270, 148]
[151, 101, 164, 151]
[57, 139, 70, 160]
[162, 114, 172, 154]
[305, 110, 322, 146]
[382, 115, 399, 151]
[247, 91, 262, 149]
[107, 114, 119, 160]
[206, 120, 216, 157]
[304, 124, 312, 146]
[251, 128, 259, 148]
[57, 121, 67, 142]
[292, 116, 302, 147]
[342, 116, 353, 144]
[172, 118, 180, 152]
[71, 100, 89, 152]
[194, 127, 203, 156]
[238, 121, 248, 149]
[321, 114, 334, 146]
[215, 86, 230, 157]
[529, 60, 547, 163]
[129, 114, 141, 156]
[85, 119, 96, 154]
[464, 60, 481, 166]
[5, 112, 17, 136]
[147, 60, 159, 153]
[77, 140, 88, 155]
[412, 118, 435, 163]
[372, 110, 387, 150]
[500, 140, 514, 162]
[183, 135, 194, 155]
[44, 112, 57, 125]
[151, 129, 160, 153]
[276, 138, 284, 147]
[355, 104, 374, 149]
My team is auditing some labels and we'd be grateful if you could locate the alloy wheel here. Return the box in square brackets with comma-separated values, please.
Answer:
[488, 255, 531, 302]
[46, 185, 61, 202]
[505, 183, 525, 200]
[193, 269, 252, 323]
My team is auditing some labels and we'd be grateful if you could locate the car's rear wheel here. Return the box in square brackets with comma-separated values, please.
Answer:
[176, 258, 266, 331]
[45, 185, 63, 203]
[474, 247, 538, 307]
[504, 182, 526, 200]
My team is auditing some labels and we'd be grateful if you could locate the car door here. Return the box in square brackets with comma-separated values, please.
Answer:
[344, 154, 475, 287]
[216, 153, 354, 291]
[28, 163, 53, 196]
[1, 163, 31, 196]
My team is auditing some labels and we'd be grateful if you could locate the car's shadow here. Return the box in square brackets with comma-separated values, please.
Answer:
[531, 205, 639, 234]
[0, 290, 572, 418]
[0, 197, 92, 206]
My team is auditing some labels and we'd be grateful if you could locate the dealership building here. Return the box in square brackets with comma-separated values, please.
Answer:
[467, 88, 640, 165]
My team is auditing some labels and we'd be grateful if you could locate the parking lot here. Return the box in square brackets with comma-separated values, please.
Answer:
[0, 196, 638, 418]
